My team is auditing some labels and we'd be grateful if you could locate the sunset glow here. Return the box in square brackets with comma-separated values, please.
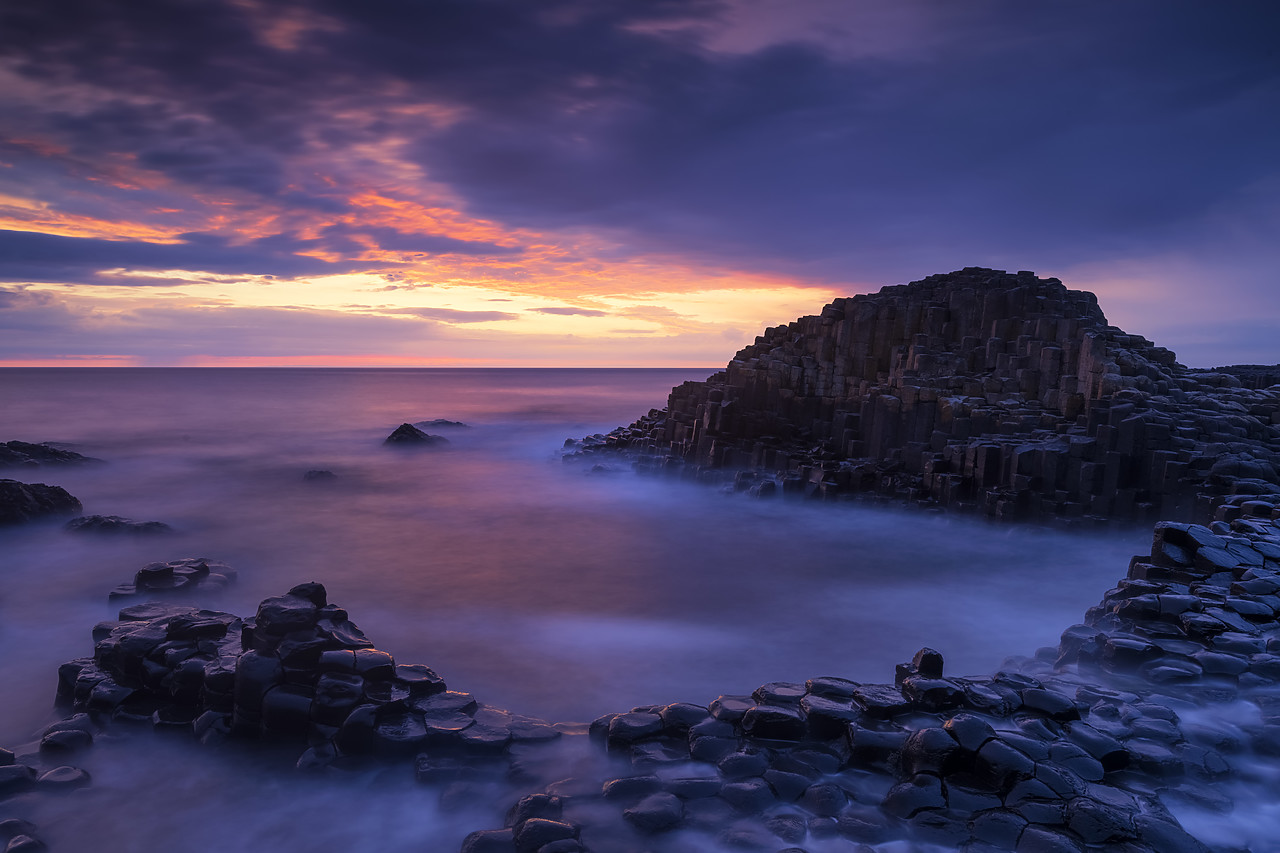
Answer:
[1, 1, 1276, 367]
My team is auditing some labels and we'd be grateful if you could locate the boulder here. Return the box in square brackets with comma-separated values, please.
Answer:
[0, 479, 81, 525]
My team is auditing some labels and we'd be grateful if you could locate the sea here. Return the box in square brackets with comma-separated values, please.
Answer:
[0, 368, 1171, 851]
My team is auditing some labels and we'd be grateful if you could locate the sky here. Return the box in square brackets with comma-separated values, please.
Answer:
[0, 0, 1277, 367]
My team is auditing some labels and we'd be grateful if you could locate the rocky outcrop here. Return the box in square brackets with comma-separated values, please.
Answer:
[384, 423, 449, 446]
[66, 515, 172, 536]
[41, 499, 1280, 850]
[0, 440, 99, 468]
[106, 557, 235, 601]
[567, 268, 1280, 525]
[456, 499, 1280, 852]
[56, 582, 560, 777]
[0, 479, 82, 526]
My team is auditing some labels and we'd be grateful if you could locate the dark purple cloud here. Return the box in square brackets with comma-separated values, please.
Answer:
[0, 0, 1276, 292]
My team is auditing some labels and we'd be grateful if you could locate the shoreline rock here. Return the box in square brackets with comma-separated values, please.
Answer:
[0, 479, 82, 526]
[41, 498, 1280, 851]
[0, 441, 100, 469]
[565, 269, 1280, 527]
[66, 515, 173, 536]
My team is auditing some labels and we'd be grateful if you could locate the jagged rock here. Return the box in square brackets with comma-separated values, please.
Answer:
[566, 268, 1280, 525]
[383, 423, 448, 446]
[0, 479, 81, 525]
[65, 515, 173, 535]
[302, 469, 336, 481]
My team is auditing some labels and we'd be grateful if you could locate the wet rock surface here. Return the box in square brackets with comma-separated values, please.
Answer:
[106, 557, 236, 601]
[0, 480, 82, 526]
[65, 515, 173, 535]
[565, 269, 1280, 526]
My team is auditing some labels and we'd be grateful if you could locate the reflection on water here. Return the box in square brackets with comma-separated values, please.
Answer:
[0, 368, 1148, 850]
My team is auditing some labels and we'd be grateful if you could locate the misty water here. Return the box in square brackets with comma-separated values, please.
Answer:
[0, 368, 1153, 851]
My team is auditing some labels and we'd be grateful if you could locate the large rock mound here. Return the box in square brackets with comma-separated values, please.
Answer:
[569, 268, 1280, 524]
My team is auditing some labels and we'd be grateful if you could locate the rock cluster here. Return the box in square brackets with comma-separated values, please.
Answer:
[457, 499, 1280, 853]
[106, 557, 236, 601]
[0, 441, 98, 468]
[43, 498, 1280, 852]
[66, 515, 173, 536]
[384, 423, 450, 446]
[566, 269, 1280, 525]
[56, 582, 559, 778]
[0, 479, 82, 526]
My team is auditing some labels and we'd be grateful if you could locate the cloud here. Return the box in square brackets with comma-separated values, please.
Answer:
[0, 0, 1277, 364]
[319, 224, 520, 257]
[0, 228, 358, 284]
[529, 306, 610, 317]
[388, 306, 519, 323]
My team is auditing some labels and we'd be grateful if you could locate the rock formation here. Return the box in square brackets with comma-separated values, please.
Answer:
[566, 268, 1280, 525]
[32, 497, 1280, 850]
[106, 557, 235, 601]
[56, 580, 560, 773]
[66, 515, 173, 536]
[0, 479, 82, 526]
[0, 440, 99, 468]
[384, 423, 449, 446]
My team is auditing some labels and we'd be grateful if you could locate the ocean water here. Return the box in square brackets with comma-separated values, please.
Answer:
[0, 368, 1148, 851]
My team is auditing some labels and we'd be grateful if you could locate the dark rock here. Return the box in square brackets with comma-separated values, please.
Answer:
[720, 778, 775, 813]
[0, 479, 81, 525]
[1016, 826, 1085, 852]
[36, 766, 91, 790]
[741, 704, 807, 740]
[65, 515, 172, 535]
[0, 822, 37, 844]
[882, 773, 945, 818]
[912, 647, 946, 678]
[302, 469, 337, 481]
[512, 819, 577, 852]
[0, 440, 98, 467]
[384, 423, 448, 446]
[39, 728, 92, 755]
[0, 765, 36, 794]
[622, 792, 683, 833]
[460, 829, 515, 853]
[607, 711, 663, 745]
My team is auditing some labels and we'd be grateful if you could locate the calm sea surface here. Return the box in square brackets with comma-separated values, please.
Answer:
[0, 368, 1147, 851]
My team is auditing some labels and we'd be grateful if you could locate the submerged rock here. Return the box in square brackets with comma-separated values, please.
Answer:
[384, 423, 449, 446]
[0, 479, 82, 526]
[65, 515, 173, 535]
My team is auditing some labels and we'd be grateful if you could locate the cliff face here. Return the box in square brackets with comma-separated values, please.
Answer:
[573, 268, 1280, 524]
